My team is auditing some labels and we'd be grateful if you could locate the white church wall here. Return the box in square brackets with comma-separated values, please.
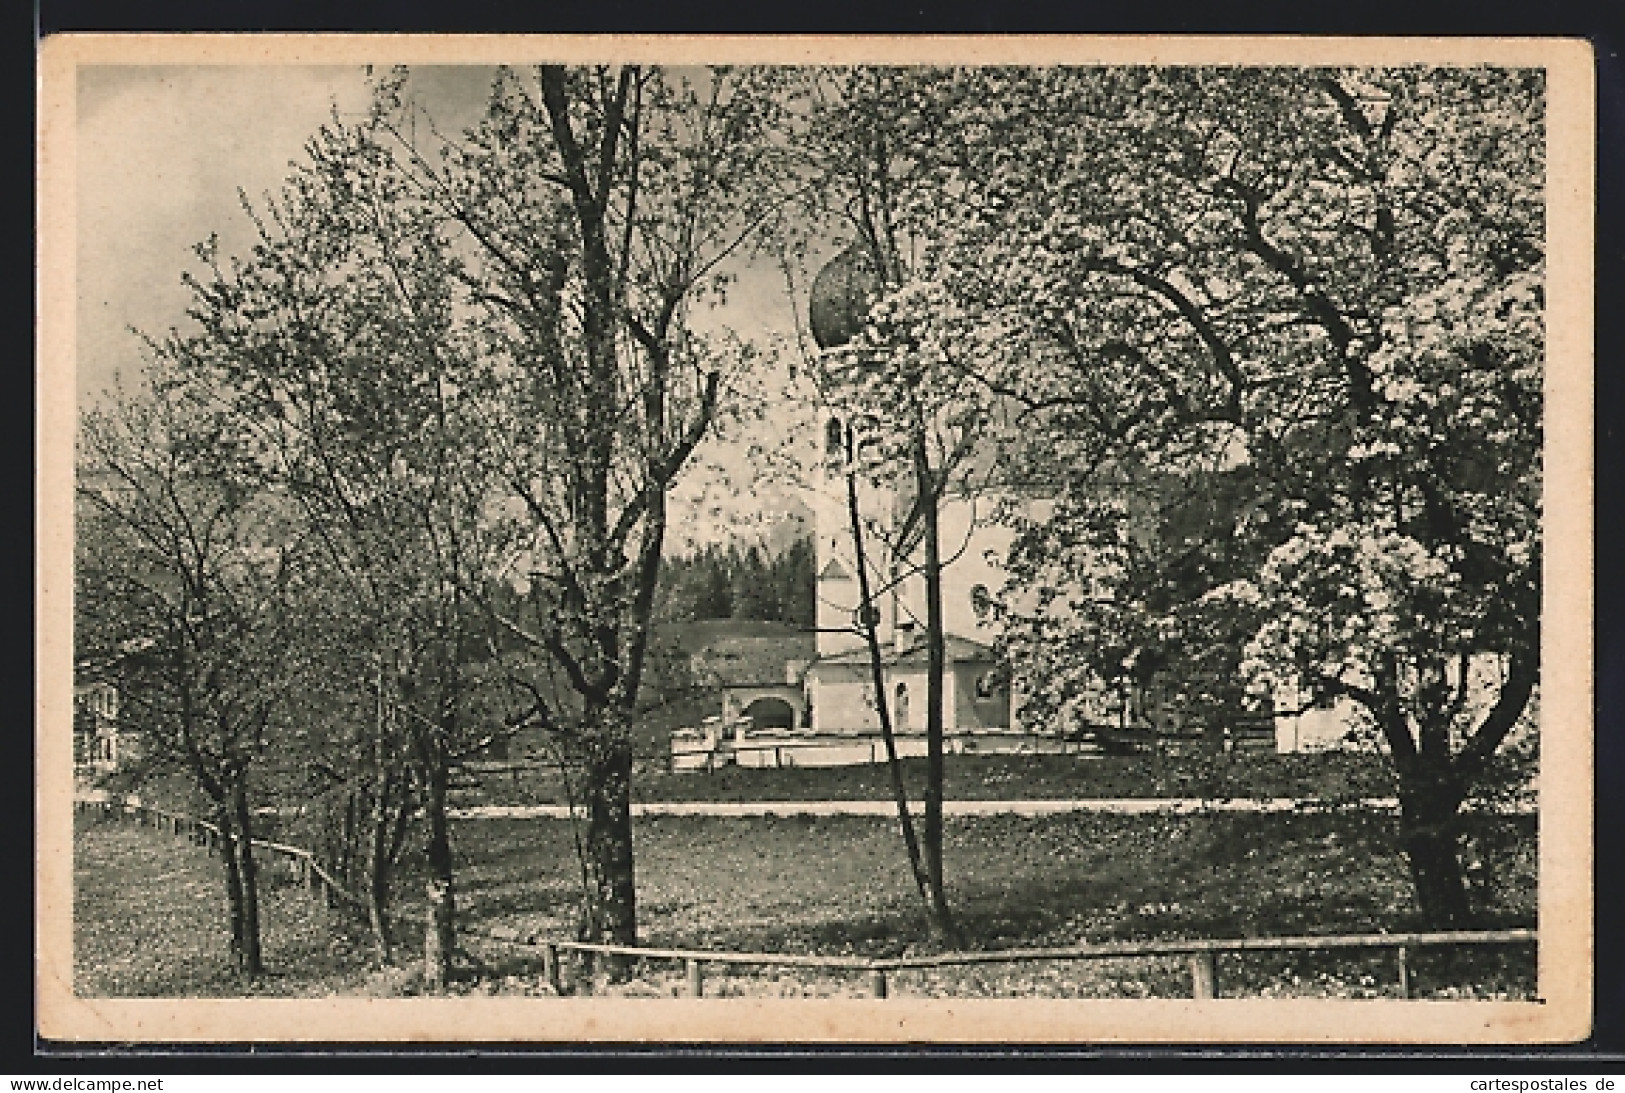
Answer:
[811, 429, 900, 658]
[929, 496, 1013, 646]
[808, 663, 879, 733]
[808, 661, 987, 734]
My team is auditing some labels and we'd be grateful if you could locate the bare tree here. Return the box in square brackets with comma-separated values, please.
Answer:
[367, 64, 795, 956]
[165, 101, 503, 981]
[77, 365, 306, 980]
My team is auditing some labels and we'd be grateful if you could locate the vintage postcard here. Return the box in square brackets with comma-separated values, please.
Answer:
[37, 34, 1594, 1044]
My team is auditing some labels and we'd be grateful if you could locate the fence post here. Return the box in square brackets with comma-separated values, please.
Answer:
[1189, 952, 1219, 999]
[686, 958, 704, 998]
[868, 969, 888, 999]
[424, 881, 449, 991]
[542, 943, 562, 995]
[1396, 946, 1411, 999]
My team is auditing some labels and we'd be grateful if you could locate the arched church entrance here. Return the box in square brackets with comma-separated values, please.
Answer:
[742, 695, 796, 730]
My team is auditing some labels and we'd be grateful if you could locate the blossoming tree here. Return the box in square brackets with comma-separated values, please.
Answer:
[865, 66, 1544, 928]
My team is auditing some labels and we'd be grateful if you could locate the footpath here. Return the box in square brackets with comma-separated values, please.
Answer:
[449, 797, 1411, 820]
[78, 790, 1528, 820]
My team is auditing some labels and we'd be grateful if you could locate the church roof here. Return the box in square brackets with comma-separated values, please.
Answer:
[672, 619, 817, 687]
[811, 633, 997, 669]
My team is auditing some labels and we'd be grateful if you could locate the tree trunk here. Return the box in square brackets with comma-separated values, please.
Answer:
[363, 658, 396, 964]
[915, 440, 957, 944]
[422, 764, 456, 989]
[845, 459, 934, 919]
[365, 767, 395, 964]
[229, 776, 264, 978]
[1371, 674, 1496, 931]
[215, 800, 250, 978]
[580, 723, 637, 976]
[1397, 775, 1474, 929]
[333, 792, 357, 910]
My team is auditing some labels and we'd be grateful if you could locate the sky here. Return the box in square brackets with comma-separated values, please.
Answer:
[77, 65, 485, 405]
[72, 64, 820, 549]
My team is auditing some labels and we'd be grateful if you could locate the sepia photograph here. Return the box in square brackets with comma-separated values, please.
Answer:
[36, 35, 1594, 1044]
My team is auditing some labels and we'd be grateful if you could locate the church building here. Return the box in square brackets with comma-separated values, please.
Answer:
[800, 413, 1017, 741]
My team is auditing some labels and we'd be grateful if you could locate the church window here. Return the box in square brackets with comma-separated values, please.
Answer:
[825, 417, 844, 462]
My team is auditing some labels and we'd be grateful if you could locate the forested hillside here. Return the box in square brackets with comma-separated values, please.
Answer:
[654, 537, 815, 628]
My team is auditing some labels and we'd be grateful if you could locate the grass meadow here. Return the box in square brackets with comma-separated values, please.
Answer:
[73, 788, 1536, 999]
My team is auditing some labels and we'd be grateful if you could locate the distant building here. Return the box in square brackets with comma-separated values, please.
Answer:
[73, 680, 124, 776]
[674, 243, 1450, 767]
[681, 618, 816, 733]
[805, 632, 1009, 735]
[673, 423, 1046, 771]
[802, 414, 1291, 755]
[670, 413, 1285, 770]
[802, 407, 1022, 739]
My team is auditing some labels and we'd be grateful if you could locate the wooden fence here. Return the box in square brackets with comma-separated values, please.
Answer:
[473, 926, 1535, 1000]
[76, 794, 1536, 1000]
[74, 795, 367, 913]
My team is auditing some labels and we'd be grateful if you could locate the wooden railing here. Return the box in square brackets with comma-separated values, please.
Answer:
[74, 795, 366, 911]
[77, 794, 1536, 1000]
[468, 923, 1535, 1000]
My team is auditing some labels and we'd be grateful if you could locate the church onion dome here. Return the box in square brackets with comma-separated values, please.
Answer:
[808, 244, 882, 351]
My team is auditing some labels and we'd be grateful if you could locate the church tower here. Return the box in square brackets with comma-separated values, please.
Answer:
[807, 243, 894, 661]
[811, 413, 896, 658]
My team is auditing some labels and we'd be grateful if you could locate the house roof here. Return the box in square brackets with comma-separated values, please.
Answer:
[812, 633, 997, 669]
[668, 619, 817, 687]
